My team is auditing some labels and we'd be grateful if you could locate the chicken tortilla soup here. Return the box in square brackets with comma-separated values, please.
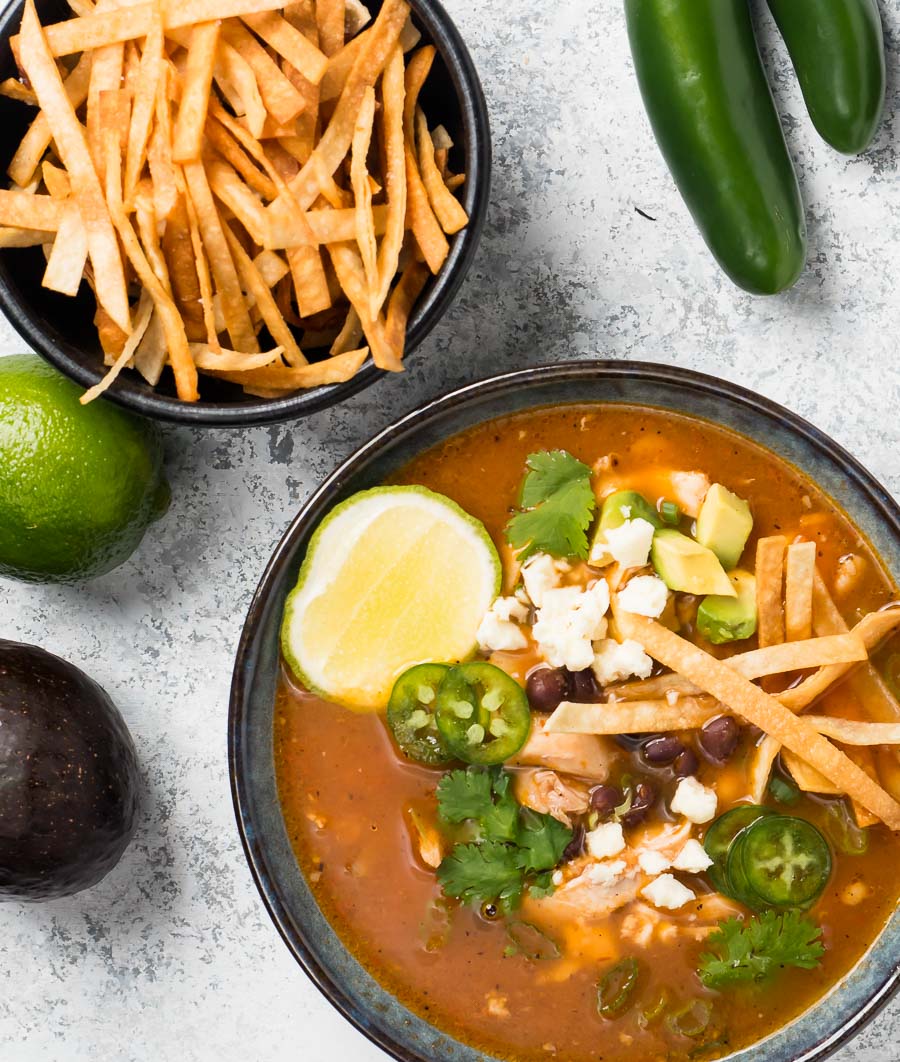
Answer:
[275, 404, 900, 1061]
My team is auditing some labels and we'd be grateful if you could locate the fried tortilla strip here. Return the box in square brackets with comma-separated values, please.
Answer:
[616, 612, 900, 830]
[205, 117, 276, 198]
[179, 175, 220, 351]
[0, 228, 54, 247]
[7, 54, 91, 188]
[42, 203, 88, 295]
[20, 0, 297, 57]
[782, 748, 842, 796]
[286, 0, 411, 209]
[161, 192, 205, 340]
[756, 535, 786, 648]
[727, 633, 868, 680]
[543, 697, 720, 736]
[316, 0, 345, 57]
[220, 20, 306, 125]
[385, 256, 429, 350]
[207, 158, 270, 245]
[242, 11, 328, 84]
[148, 71, 179, 220]
[207, 345, 369, 388]
[319, 32, 364, 101]
[780, 608, 900, 712]
[216, 40, 268, 138]
[415, 105, 467, 234]
[329, 241, 400, 370]
[81, 287, 155, 403]
[223, 224, 307, 366]
[182, 159, 259, 353]
[329, 306, 362, 355]
[350, 85, 378, 309]
[785, 541, 816, 642]
[18, 0, 130, 333]
[609, 674, 701, 701]
[404, 139, 447, 273]
[0, 78, 39, 104]
[123, 1, 163, 201]
[0, 189, 65, 230]
[373, 44, 406, 315]
[100, 96, 198, 401]
[804, 716, 900, 746]
[190, 343, 283, 370]
[748, 734, 781, 803]
[171, 21, 220, 163]
[288, 245, 332, 317]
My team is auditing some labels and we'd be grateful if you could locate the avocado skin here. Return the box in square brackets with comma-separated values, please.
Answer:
[0, 641, 139, 900]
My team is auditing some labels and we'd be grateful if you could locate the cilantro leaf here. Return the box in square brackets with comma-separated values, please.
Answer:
[436, 767, 494, 824]
[506, 450, 596, 560]
[698, 912, 825, 989]
[480, 771, 520, 844]
[437, 842, 525, 910]
[516, 808, 573, 872]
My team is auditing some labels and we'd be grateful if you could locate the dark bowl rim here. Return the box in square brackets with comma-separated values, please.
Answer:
[0, 0, 491, 426]
[229, 359, 900, 1062]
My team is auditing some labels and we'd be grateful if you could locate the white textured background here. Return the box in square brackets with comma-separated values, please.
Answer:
[1, 1, 899, 1059]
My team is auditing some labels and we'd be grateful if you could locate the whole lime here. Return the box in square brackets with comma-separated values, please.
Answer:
[0, 354, 170, 583]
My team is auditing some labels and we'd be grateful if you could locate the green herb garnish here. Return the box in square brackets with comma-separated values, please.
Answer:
[698, 911, 825, 989]
[435, 767, 573, 911]
[505, 450, 595, 560]
[768, 776, 800, 806]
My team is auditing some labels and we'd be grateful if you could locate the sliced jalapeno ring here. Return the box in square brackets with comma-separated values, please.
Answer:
[597, 957, 640, 1018]
[724, 834, 768, 912]
[739, 815, 832, 909]
[703, 804, 774, 895]
[386, 663, 452, 766]
[435, 662, 532, 766]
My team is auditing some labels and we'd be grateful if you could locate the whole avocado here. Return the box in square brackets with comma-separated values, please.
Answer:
[0, 353, 170, 584]
[0, 641, 140, 900]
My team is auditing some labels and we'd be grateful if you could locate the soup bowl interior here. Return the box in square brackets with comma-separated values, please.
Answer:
[0, 0, 490, 425]
[230, 361, 900, 1062]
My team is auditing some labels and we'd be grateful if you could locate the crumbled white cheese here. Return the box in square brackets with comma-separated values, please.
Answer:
[583, 859, 628, 885]
[600, 517, 656, 570]
[521, 553, 567, 607]
[670, 777, 718, 824]
[670, 471, 710, 518]
[641, 873, 696, 910]
[671, 839, 714, 874]
[532, 581, 609, 671]
[586, 821, 626, 860]
[637, 850, 671, 876]
[617, 575, 670, 618]
[591, 638, 654, 686]
[476, 597, 528, 652]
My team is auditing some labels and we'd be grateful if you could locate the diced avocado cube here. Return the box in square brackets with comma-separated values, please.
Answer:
[697, 570, 758, 645]
[650, 529, 736, 596]
[589, 490, 662, 566]
[695, 483, 753, 571]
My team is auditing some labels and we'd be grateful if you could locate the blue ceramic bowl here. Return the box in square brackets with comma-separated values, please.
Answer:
[0, 0, 490, 426]
[229, 361, 900, 1062]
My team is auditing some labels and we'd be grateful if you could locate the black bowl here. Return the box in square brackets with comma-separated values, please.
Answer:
[0, 0, 490, 425]
[230, 361, 900, 1062]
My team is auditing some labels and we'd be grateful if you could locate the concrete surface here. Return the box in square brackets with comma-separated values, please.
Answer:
[1, 1, 899, 1060]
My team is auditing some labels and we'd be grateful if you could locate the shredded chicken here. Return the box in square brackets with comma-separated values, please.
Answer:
[512, 725, 615, 781]
[514, 769, 590, 826]
[670, 471, 711, 518]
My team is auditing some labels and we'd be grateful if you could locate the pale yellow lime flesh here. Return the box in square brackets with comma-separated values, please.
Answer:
[281, 486, 501, 711]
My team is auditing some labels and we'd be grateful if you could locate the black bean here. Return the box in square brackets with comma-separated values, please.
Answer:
[562, 822, 586, 862]
[642, 735, 684, 766]
[673, 747, 699, 777]
[699, 715, 741, 763]
[566, 668, 601, 702]
[620, 782, 655, 828]
[526, 667, 570, 712]
[590, 784, 623, 817]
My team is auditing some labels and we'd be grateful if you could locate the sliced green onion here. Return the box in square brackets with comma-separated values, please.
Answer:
[505, 921, 561, 961]
[769, 776, 800, 806]
[597, 957, 640, 1018]
[640, 988, 669, 1027]
[667, 1000, 712, 1039]
[660, 500, 681, 526]
[824, 800, 869, 855]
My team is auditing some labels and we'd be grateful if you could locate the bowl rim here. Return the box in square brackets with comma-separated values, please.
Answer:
[0, 0, 491, 426]
[229, 359, 900, 1062]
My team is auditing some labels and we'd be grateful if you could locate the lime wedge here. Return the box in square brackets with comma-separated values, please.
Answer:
[281, 486, 501, 711]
